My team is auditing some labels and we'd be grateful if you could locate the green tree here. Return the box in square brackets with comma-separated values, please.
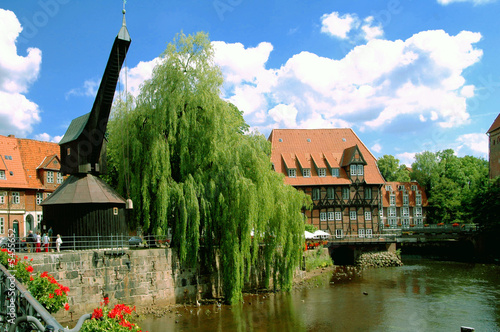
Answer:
[410, 151, 440, 192]
[107, 32, 309, 303]
[377, 155, 410, 182]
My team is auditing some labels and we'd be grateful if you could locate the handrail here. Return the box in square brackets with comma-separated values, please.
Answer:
[0, 264, 90, 331]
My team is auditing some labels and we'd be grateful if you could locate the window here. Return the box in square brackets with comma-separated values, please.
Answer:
[402, 218, 410, 227]
[37, 215, 42, 223]
[358, 229, 365, 238]
[318, 168, 326, 177]
[47, 171, 54, 183]
[415, 207, 422, 217]
[45, 193, 51, 199]
[366, 229, 373, 238]
[403, 195, 409, 206]
[357, 165, 364, 175]
[336, 229, 343, 239]
[0, 192, 5, 204]
[0, 217, 3, 234]
[365, 212, 372, 221]
[12, 192, 20, 204]
[328, 212, 335, 221]
[385, 185, 392, 191]
[365, 187, 372, 200]
[0, 170, 5, 180]
[331, 168, 339, 177]
[350, 211, 357, 220]
[415, 218, 423, 226]
[320, 212, 327, 221]
[327, 187, 335, 200]
[402, 207, 409, 217]
[390, 195, 396, 206]
[335, 212, 342, 220]
[57, 172, 64, 184]
[416, 194, 422, 206]
[389, 218, 397, 226]
[350, 166, 357, 176]
[342, 187, 350, 200]
[380, 209, 383, 217]
[389, 207, 396, 217]
[411, 185, 418, 191]
[36, 193, 43, 205]
[302, 168, 311, 177]
[288, 168, 296, 178]
[398, 185, 405, 191]
[113, 207, 119, 215]
[312, 188, 320, 201]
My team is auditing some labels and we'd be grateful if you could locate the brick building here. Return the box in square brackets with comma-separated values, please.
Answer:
[269, 129, 385, 239]
[0, 135, 64, 237]
[487, 113, 500, 179]
[380, 181, 428, 229]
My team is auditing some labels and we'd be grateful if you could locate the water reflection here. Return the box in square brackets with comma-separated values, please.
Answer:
[140, 259, 500, 332]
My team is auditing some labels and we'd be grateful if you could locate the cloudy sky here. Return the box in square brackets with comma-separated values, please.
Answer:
[1, 0, 499, 165]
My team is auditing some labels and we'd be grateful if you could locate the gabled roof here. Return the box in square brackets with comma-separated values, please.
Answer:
[59, 113, 90, 145]
[37, 155, 61, 171]
[269, 129, 384, 186]
[487, 113, 500, 134]
[340, 145, 367, 167]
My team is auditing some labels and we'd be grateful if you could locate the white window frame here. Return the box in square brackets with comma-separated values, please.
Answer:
[365, 187, 372, 200]
[415, 207, 422, 217]
[12, 192, 20, 204]
[0, 217, 3, 234]
[402, 207, 409, 217]
[0, 192, 5, 204]
[365, 211, 372, 221]
[380, 209, 383, 217]
[318, 168, 326, 177]
[389, 207, 396, 217]
[36, 193, 43, 205]
[302, 168, 311, 177]
[366, 229, 373, 238]
[47, 171, 54, 183]
[350, 166, 357, 176]
[402, 218, 410, 228]
[415, 218, 423, 226]
[328, 212, 335, 221]
[411, 185, 418, 191]
[0, 170, 5, 180]
[385, 185, 392, 191]
[358, 229, 365, 238]
[398, 185, 405, 191]
[416, 194, 422, 206]
[56, 172, 63, 184]
[335, 212, 342, 221]
[335, 229, 343, 239]
[331, 168, 339, 177]
[342, 187, 349, 200]
[389, 218, 397, 226]
[320, 212, 327, 221]
[357, 165, 364, 175]
[327, 187, 335, 200]
[288, 168, 296, 178]
[390, 195, 396, 206]
[350, 211, 357, 220]
[403, 194, 409, 206]
[312, 188, 320, 201]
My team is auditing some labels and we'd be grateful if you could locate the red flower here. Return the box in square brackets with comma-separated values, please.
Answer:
[30, 258, 33, 261]
[55, 288, 62, 296]
[92, 308, 103, 319]
[49, 293, 54, 299]
[24, 256, 28, 260]
[64, 303, 70, 311]
[30, 276, 34, 281]
[25, 265, 34, 273]
[104, 297, 110, 305]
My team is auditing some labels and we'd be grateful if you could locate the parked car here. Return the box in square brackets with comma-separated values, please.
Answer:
[128, 236, 143, 247]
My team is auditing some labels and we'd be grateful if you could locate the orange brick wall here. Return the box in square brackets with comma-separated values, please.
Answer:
[490, 128, 500, 179]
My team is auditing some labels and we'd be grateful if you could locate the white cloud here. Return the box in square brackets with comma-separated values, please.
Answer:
[33, 133, 62, 143]
[361, 16, 384, 41]
[0, 9, 42, 136]
[123, 58, 161, 97]
[371, 143, 382, 153]
[396, 152, 416, 166]
[268, 104, 298, 128]
[437, 0, 496, 5]
[65, 79, 100, 99]
[320, 12, 359, 39]
[456, 133, 488, 156]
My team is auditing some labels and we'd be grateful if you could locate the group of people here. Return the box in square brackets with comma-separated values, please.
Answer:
[26, 227, 63, 253]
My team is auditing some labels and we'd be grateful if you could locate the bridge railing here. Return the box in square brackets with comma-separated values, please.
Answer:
[327, 234, 397, 243]
[381, 224, 478, 233]
[0, 264, 90, 332]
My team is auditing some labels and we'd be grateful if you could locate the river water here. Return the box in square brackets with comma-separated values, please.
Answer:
[140, 258, 500, 332]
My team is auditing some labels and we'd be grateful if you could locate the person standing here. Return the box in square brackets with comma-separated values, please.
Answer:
[42, 233, 49, 252]
[56, 234, 63, 252]
[27, 230, 35, 252]
[36, 231, 41, 253]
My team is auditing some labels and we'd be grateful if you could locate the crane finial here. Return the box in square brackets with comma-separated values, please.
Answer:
[122, 0, 127, 25]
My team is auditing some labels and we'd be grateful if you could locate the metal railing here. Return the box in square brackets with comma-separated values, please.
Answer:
[0, 235, 171, 253]
[0, 264, 90, 332]
[381, 224, 478, 233]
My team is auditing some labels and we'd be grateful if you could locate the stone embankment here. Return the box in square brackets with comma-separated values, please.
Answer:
[355, 251, 403, 269]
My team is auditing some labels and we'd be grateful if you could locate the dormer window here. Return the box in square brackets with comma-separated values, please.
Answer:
[303, 168, 311, 177]
[57, 172, 64, 184]
[47, 171, 54, 183]
[318, 168, 326, 177]
[386, 185, 392, 191]
[350, 166, 357, 176]
[288, 168, 296, 178]
[411, 185, 417, 191]
[331, 168, 339, 177]
[390, 194, 396, 206]
[398, 185, 405, 191]
[357, 165, 364, 175]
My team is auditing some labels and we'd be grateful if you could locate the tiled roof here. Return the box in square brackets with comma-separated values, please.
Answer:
[269, 129, 385, 186]
[0, 135, 60, 190]
[487, 113, 500, 134]
[381, 181, 428, 207]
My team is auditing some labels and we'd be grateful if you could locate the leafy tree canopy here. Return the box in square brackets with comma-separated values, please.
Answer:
[106, 32, 309, 303]
[377, 155, 410, 182]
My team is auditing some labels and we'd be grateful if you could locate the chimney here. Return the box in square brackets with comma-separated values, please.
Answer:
[8, 135, 15, 138]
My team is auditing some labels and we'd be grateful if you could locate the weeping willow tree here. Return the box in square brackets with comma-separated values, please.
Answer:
[107, 32, 309, 303]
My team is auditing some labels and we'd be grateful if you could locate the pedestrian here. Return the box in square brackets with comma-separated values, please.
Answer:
[56, 234, 63, 252]
[36, 231, 41, 253]
[42, 233, 49, 252]
[27, 230, 35, 253]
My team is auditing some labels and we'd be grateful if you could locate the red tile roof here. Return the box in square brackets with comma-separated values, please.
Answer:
[0, 135, 60, 190]
[487, 113, 500, 134]
[269, 129, 385, 186]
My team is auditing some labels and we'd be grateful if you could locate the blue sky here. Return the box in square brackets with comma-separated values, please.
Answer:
[1, 0, 499, 165]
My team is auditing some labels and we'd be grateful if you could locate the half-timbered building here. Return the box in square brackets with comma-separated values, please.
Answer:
[269, 129, 385, 238]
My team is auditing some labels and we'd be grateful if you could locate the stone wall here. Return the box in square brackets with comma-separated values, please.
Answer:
[25, 248, 211, 322]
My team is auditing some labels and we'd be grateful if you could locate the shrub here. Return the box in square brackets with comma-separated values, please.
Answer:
[81, 303, 144, 332]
